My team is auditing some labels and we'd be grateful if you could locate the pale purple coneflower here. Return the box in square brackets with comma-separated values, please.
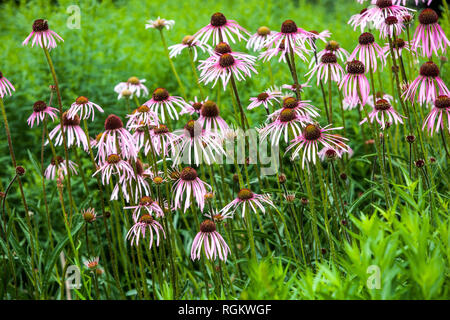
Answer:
[260, 108, 310, 146]
[22, 19, 64, 50]
[95, 114, 137, 162]
[281, 83, 311, 94]
[114, 77, 149, 99]
[169, 35, 211, 61]
[198, 42, 257, 90]
[382, 38, 411, 59]
[67, 96, 104, 122]
[81, 208, 97, 223]
[349, 32, 385, 73]
[47, 112, 89, 151]
[348, 8, 370, 33]
[247, 87, 283, 111]
[306, 30, 332, 46]
[204, 208, 233, 223]
[287, 123, 349, 168]
[368, 91, 394, 107]
[115, 159, 152, 203]
[126, 104, 159, 130]
[27, 100, 58, 128]
[318, 138, 353, 161]
[172, 167, 210, 213]
[180, 96, 208, 116]
[220, 188, 276, 218]
[246, 26, 275, 51]
[393, 0, 432, 5]
[315, 40, 350, 65]
[412, 8, 450, 59]
[191, 219, 230, 261]
[144, 87, 188, 122]
[265, 19, 313, 56]
[124, 196, 164, 221]
[422, 95, 450, 135]
[126, 214, 165, 249]
[306, 52, 344, 85]
[193, 12, 250, 45]
[172, 120, 225, 166]
[379, 15, 405, 39]
[403, 61, 450, 105]
[92, 154, 135, 185]
[360, 98, 406, 129]
[151, 124, 178, 158]
[0, 71, 15, 98]
[145, 17, 175, 30]
[270, 97, 320, 120]
[259, 40, 309, 63]
[360, 0, 414, 29]
[197, 100, 230, 132]
[84, 257, 99, 270]
[44, 156, 78, 180]
[339, 60, 371, 110]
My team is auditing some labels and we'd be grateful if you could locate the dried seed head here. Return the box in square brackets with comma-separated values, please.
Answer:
[257, 26, 271, 36]
[210, 12, 227, 27]
[257, 92, 269, 101]
[325, 40, 340, 51]
[51, 156, 64, 166]
[139, 214, 154, 224]
[341, 219, 348, 226]
[303, 124, 322, 141]
[135, 159, 144, 176]
[347, 60, 365, 74]
[200, 219, 216, 233]
[232, 173, 239, 183]
[301, 197, 309, 206]
[385, 16, 398, 25]
[201, 100, 220, 117]
[375, 99, 391, 111]
[419, 8, 439, 25]
[414, 159, 425, 168]
[279, 108, 296, 122]
[215, 42, 232, 54]
[429, 157, 436, 164]
[393, 38, 405, 49]
[358, 32, 375, 45]
[62, 112, 80, 126]
[419, 61, 439, 78]
[152, 88, 170, 101]
[16, 166, 26, 176]
[325, 149, 337, 160]
[33, 100, 47, 112]
[32, 19, 49, 32]
[340, 173, 348, 181]
[106, 154, 121, 164]
[104, 211, 111, 218]
[76, 96, 89, 105]
[281, 20, 298, 34]
[278, 173, 287, 184]
[435, 95, 450, 109]
[285, 194, 296, 202]
[237, 188, 254, 200]
[182, 35, 194, 45]
[219, 53, 235, 68]
[104, 114, 123, 130]
[283, 97, 298, 109]
[376, 0, 393, 9]
[180, 167, 198, 181]
[192, 101, 203, 111]
[321, 52, 337, 64]
[127, 77, 140, 85]
[406, 135, 416, 143]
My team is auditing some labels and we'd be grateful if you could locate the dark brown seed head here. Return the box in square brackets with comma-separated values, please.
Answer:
[414, 159, 425, 168]
[135, 159, 144, 176]
[210, 12, 227, 27]
[51, 156, 64, 166]
[340, 173, 348, 181]
[281, 20, 298, 34]
[358, 32, 374, 45]
[406, 135, 416, 143]
[201, 100, 220, 117]
[279, 108, 296, 122]
[325, 40, 340, 51]
[257, 26, 271, 36]
[301, 197, 309, 205]
[232, 173, 239, 183]
[104, 114, 123, 130]
[385, 16, 398, 25]
[283, 97, 298, 109]
[33, 100, 47, 112]
[325, 149, 337, 159]
[200, 219, 216, 233]
[347, 60, 365, 74]
[152, 88, 170, 101]
[154, 124, 169, 135]
[16, 166, 26, 176]
[321, 52, 337, 64]
[303, 124, 322, 141]
[402, 14, 413, 24]
[106, 154, 121, 164]
[32, 19, 49, 32]
[215, 42, 232, 54]
[393, 38, 405, 49]
[420, 61, 439, 78]
[237, 188, 254, 200]
[76, 96, 89, 105]
[180, 167, 198, 181]
[219, 53, 235, 68]
[278, 173, 287, 184]
[376, 0, 393, 9]
[62, 112, 80, 126]
[127, 76, 140, 85]
[419, 8, 439, 25]
[139, 214, 154, 224]
[257, 92, 269, 101]
[192, 102, 203, 111]
[375, 99, 391, 111]
[360, 8, 368, 15]
[139, 196, 153, 206]
[435, 95, 450, 109]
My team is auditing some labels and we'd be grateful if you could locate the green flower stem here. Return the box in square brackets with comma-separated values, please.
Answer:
[159, 29, 186, 98]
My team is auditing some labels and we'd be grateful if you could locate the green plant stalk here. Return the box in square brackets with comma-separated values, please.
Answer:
[159, 29, 186, 98]
[188, 48, 204, 99]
